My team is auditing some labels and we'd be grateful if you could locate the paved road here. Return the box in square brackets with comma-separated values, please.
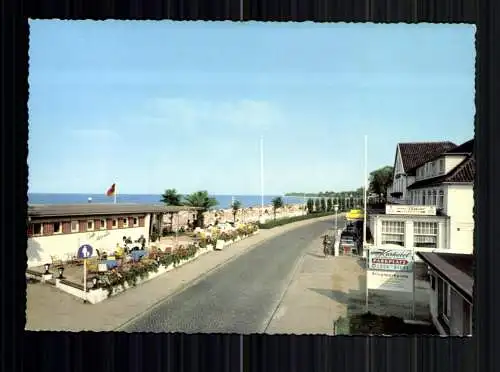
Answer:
[121, 217, 345, 333]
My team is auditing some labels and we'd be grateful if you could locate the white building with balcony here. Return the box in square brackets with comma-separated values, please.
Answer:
[368, 139, 474, 260]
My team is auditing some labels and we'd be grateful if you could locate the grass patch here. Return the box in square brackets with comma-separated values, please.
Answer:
[334, 312, 438, 335]
[258, 212, 335, 229]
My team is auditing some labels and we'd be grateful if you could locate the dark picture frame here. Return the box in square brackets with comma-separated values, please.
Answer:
[1, 0, 497, 371]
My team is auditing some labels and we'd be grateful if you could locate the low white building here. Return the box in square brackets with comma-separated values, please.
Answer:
[417, 252, 473, 336]
[26, 204, 199, 268]
[368, 139, 474, 260]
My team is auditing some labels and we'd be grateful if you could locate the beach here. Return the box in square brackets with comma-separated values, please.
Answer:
[165, 203, 307, 230]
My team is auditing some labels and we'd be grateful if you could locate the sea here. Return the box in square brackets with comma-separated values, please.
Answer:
[28, 193, 306, 209]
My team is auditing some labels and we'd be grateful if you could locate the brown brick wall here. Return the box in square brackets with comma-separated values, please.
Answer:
[129, 217, 135, 227]
[79, 220, 86, 232]
[139, 216, 145, 227]
[62, 221, 71, 234]
[118, 218, 124, 229]
[43, 222, 54, 235]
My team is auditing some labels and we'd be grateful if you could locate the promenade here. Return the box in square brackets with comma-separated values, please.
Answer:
[26, 214, 338, 332]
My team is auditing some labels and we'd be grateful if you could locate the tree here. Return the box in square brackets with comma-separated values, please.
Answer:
[161, 188, 183, 206]
[314, 198, 320, 212]
[271, 196, 284, 220]
[183, 191, 218, 228]
[327, 198, 333, 212]
[231, 200, 242, 222]
[320, 198, 326, 212]
[160, 188, 184, 233]
[369, 166, 394, 197]
[306, 198, 314, 214]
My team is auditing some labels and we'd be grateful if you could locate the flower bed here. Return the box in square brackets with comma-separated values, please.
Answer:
[55, 222, 262, 304]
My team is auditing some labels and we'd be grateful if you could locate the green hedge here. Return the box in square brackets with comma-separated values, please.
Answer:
[335, 312, 438, 335]
[258, 212, 335, 229]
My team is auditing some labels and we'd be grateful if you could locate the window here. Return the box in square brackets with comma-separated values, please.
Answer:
[439, 158, 445, 174]
[33, 223, 43, 236]
[438, 190, 444, 209]
[112, 219, 118, 229]
[430, 274, 436, 290]
[432, 190, 437, 205]
[53, 222, 62, 234]
[381, 221, 405, 246]
[463, 301, 472, 335]
[87, 220, 94, 231]
[414, 221, 438, 248]
[133, 217, 139, 227]
[122, 218, 129, 228]
[443, 281, 450, 319]
[429, 162, 434, 176]
[71, 221, 79, 232]
[100, 219, 106, 230]
[437, 277, 450, 321]
[422, 191, 426, 205]
[427, 190, 432, 205]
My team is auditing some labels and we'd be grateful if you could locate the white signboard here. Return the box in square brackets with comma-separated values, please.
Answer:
[368, 247, 414, 272]
[385, 204, 436, 216]
[367, 270, 414, 293]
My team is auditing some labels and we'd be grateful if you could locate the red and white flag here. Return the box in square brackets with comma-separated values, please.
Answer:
[106, 183, 117, 203]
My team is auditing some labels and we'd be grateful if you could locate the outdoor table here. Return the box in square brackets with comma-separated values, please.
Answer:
[105, 260, 118, 269]
[130, 250, 147, 261]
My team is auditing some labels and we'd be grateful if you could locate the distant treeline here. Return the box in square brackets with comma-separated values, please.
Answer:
[285, 188, 364, 198]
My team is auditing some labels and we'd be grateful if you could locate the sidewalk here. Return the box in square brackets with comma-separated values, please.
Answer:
[26, 214, 338, 331]
[264, 240, 364, 335]
[264, 244, 431, 335]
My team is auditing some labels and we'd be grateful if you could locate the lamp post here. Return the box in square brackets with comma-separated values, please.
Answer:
[44, 263, 50, 275]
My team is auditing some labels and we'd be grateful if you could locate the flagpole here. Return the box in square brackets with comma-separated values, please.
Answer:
[114, 183, 117, 204]
[363, 135, 368, 248]
[364, 135, 369, 313]
[260, 136, 264, 217]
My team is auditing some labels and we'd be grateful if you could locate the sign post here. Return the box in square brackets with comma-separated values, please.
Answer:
[77, 244, 94, 302]
[366, 245, 415, 316]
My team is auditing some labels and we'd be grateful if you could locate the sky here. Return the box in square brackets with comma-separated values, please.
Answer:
[28, 21, 475, 195]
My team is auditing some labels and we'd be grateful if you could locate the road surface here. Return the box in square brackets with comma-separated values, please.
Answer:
[121, 216, 345, 333]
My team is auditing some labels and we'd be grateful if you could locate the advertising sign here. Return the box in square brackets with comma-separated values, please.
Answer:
[367, 270, 414, 293]
[385, 204, 436, 216]
[368, 247, 414, 272]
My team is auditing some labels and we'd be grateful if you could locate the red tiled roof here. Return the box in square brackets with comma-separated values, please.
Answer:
[445, 139, 474, 155]
[407, 155, 475, 189]
[398, 142, 457, 174]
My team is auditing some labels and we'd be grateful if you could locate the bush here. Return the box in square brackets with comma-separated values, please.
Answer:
[258, 211, 335, 229]
[150, 232, 159, 242]
[346, 312, 438, 335]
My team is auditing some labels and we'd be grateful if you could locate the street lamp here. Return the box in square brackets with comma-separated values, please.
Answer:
[43, 263, 50, 275]
[57, 266, 65, 279]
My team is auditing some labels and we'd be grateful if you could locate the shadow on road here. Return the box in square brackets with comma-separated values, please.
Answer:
[308, 287, 351, 304]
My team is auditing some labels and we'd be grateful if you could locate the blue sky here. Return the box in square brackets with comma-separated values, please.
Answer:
[28, 21, 475, 195]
